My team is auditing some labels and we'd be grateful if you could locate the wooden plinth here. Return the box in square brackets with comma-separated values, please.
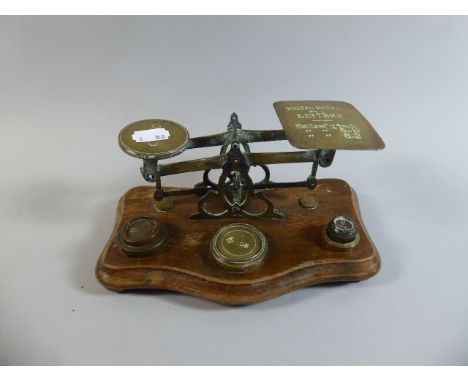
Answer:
[96, 179, 381, 305]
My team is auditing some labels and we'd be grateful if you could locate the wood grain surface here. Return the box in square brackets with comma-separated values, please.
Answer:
[96, 179, 381, 305]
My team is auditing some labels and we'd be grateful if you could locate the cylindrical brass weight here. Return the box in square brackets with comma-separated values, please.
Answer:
[210, 223, 268, 272]
[322, 215, 360, 249]
[117, 216, 168, 257]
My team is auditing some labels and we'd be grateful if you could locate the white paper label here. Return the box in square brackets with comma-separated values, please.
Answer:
[132, 128, 170, 143]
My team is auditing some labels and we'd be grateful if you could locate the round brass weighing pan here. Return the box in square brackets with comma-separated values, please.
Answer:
[119, 119, 190, 160]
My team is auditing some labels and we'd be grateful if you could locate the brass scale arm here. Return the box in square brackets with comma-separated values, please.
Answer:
[143, 122, 336, 200]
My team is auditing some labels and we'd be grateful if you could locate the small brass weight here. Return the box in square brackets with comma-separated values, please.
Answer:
[96, 101, 385, 305]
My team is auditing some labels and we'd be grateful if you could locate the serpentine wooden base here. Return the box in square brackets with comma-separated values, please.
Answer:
[96, 179, 381, 305]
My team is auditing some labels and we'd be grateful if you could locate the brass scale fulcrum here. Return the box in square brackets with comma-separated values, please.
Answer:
[96, 100, 385, 304]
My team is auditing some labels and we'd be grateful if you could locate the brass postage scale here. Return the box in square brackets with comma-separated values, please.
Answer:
[96, 101, 385, 304]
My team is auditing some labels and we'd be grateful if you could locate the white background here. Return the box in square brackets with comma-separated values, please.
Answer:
[0, 16, 467, 365]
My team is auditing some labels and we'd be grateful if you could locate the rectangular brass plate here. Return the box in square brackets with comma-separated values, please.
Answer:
[274, 100, 385, 150]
